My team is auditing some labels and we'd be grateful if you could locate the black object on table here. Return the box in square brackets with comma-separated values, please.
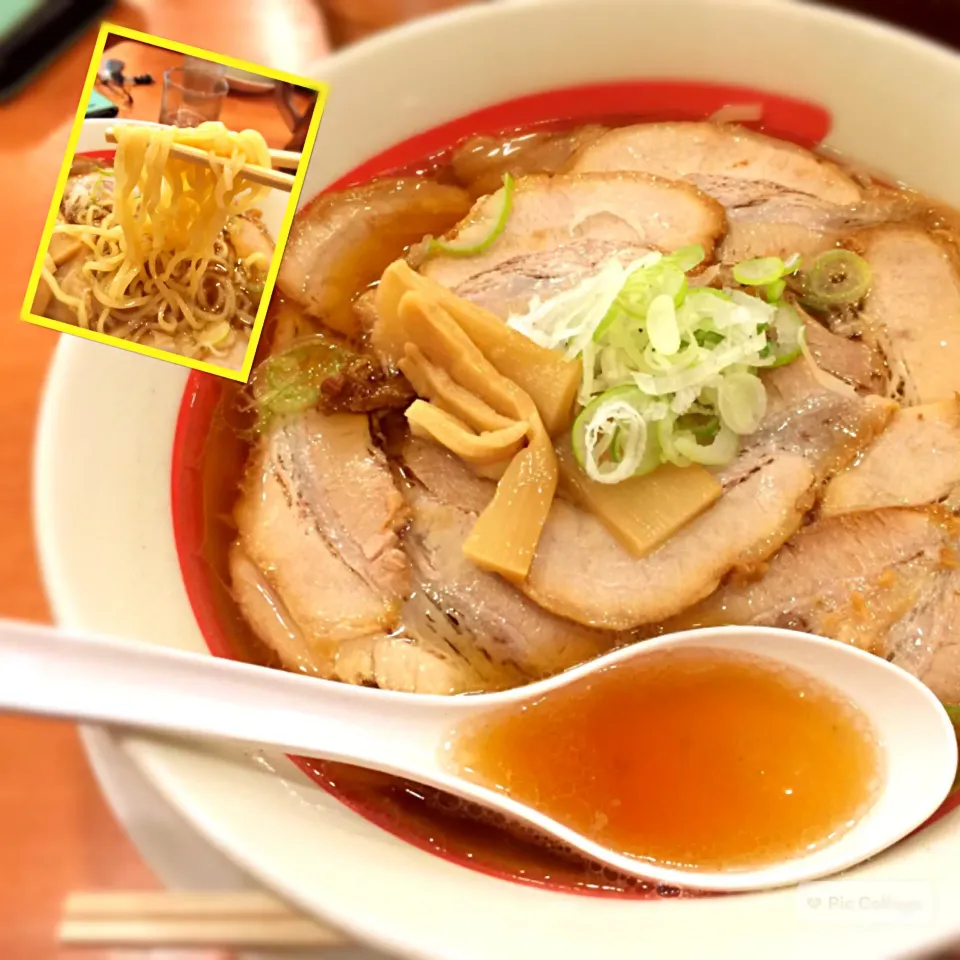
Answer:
[812, 0, 960, 51]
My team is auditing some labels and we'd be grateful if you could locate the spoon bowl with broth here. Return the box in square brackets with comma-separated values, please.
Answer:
[0, 621, 955, 892]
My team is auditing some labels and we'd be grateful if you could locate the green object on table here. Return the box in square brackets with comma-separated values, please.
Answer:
[0, 0, 43, 33]
[86, 89, 119, 119]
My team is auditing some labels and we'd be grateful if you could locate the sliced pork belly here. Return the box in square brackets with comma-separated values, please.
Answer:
[333, 631, 486, 695]
[524, 455, 815, 629]
[236, 568, 494, 694]
[277, 178, 472, 336]
[420, 172, 725, 292]
[452, 238, 653, 320]
[229, 547, 324, 675]
[665, 509, 960, 702]
[403, 488, 616, 679]
[450, 125, 609, 198]
[567, 123, 862, 205]
[719, 185, 925, 264]
[230, 411, 410, 675]
[823, 399, 960, 516]
[852, 225, 960, 404]
[720, 213, 836, 266]
[800, 310, 879, 391]
[404, 366, 892, 630]
[406, 440, 811, 633]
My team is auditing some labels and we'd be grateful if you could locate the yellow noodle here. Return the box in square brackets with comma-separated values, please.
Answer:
[41, 121, 273, 359]
[40, 267, 81, 308]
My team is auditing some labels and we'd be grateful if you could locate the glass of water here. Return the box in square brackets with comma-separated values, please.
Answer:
[159, 67, 228, 128]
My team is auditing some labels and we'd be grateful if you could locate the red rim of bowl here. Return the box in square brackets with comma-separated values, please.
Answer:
[169, 80, 960, 899]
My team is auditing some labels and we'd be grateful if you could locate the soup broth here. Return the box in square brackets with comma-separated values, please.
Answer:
[450, 648, 881, 872]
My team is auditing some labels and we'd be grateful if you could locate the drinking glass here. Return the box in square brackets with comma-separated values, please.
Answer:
[182, 57, 226, 76]
[158, 68, 228, 128]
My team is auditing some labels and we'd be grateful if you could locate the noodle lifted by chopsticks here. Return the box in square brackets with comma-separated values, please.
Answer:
[42, 121, 273, 359]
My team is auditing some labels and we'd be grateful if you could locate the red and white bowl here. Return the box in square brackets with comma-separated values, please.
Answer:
[35, 2, 960, 957]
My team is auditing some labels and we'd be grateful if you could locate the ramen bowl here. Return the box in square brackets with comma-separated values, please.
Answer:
[35, 2, 960, 958]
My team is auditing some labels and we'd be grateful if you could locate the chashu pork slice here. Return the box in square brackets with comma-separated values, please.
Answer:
[420, 172, 725, 293]
[231, 550, 489, 693]
[663, 509, 960, 703]
[449, 125, 609, 198]
[404, 366, 893, 631]
[717, 185, 923, 265]
[451, 238, 654, 320]
[277, 178, 472, 336]
[566, 122, 862, 206]
[801, 310, 879, 392]
[401, 439, 618, 675]
[333, 630, 487, 695]
[823, 399, 960, 516]
[402, 484, 617, 680]
[562, 122, 935, 273]
[525, 364, 893, 629]
[851, 224, 960, 404]
[230, 410, 410, 676]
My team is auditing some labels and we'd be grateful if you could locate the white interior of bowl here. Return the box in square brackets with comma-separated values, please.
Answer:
[34, 4, 960, 959]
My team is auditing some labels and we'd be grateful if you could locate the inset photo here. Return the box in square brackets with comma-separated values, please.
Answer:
[21, 23, 327, 380]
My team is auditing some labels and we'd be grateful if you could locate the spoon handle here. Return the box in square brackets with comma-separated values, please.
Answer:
[0, 619, 455, 775]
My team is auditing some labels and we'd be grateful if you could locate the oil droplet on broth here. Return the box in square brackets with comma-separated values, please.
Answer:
[447, 647, 883, 872]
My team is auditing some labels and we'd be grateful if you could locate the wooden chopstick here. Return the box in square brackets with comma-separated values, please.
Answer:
[267, 148, 302, 170]
[104, 129, 296, 192]
[60, 891, 349, 949]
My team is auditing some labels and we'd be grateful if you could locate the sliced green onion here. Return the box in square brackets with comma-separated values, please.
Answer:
[510, 255, 639, 358]
[646, 294, 680, 355]
[508, 237, 810, 481]
[572, 386, 652, 483]
[196, 320, 232, 347]
[718, 371, 767, 435]
[687, 287, 732, 303]
[609, 420, 663, 476]
[733, 256, 787, 286]
[609, 425, 623, 463]
[669, 244, 706, 273]
[694, 329, 725, 347]
[763, 278, 786, 303]
[767, 304, 804, 367]
[656, 415, 692, 469]
[673, 422, 740, 465]
[428, 172, 514, 257]
[592, 299, 624, 344]
[618, 261, 687, 316]
[252, 335, 349, 429]
[677, 412, 721, 439]
[800, 249, 872, 307]
[627, 421, 663, 476]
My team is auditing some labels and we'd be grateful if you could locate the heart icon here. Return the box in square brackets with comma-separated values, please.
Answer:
[807, 897, 822, 909]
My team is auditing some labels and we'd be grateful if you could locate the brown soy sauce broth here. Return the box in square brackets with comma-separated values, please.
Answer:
[189, 115, 946, 896]
[449, 648, 882, 873]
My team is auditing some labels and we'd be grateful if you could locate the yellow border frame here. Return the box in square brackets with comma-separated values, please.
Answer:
[19, 21, 328, 383]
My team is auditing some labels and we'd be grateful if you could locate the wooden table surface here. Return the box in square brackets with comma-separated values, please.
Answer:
[96, 40, 290, 150]
[98, 38, 314, 150]
[0, 3, 330, 957]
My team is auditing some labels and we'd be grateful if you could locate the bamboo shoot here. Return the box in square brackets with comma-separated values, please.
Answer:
[406, 401, 528, 465]
[557, 440, 722, 558]
[397, 292, 557, 581]
[375, 260, 580, 436]
[399, 345, 516, 433]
